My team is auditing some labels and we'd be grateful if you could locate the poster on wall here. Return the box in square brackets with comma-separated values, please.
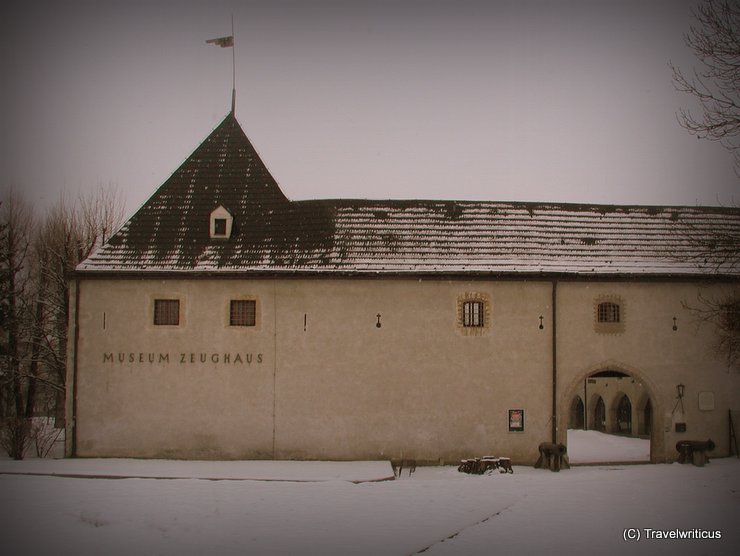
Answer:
[508, 409, 525, 432]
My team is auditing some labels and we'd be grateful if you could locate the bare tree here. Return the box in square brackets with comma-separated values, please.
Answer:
[0, 204, 9, 416]
[681, 217, 740, 369]
[671, 1, 740, 368]
[671, 0, 740, 173]
[0, 185, 124, 458]
[684, 291, 740, 369]
[79, 184, 125, 249]
[0, 191, 34, 458]
[33, 186, 125, 421]
[0, 205, 7, 361]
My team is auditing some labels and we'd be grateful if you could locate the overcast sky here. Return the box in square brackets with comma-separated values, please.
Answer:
[2, 0, 738, 217]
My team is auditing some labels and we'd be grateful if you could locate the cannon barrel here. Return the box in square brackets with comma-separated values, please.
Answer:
[676, 439, 715, 466]
[538, 442, 567, 456]
[675, 439, 715, 452]
[534, 442, 569, 471]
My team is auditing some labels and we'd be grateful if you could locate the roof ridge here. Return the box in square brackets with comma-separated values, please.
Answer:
[292, 198, 740, 213]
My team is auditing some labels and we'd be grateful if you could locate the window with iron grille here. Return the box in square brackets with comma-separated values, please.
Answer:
[597, 302, 620, 323]
[463, 300, 485, 327]
[230, 300, 256, 326]
[154, 299, 180, 326]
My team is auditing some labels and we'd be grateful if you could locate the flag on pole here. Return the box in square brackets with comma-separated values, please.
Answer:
[207, 25, 237, 113]
[206, 35, 234, 48]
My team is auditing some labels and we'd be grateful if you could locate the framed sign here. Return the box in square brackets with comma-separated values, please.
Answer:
[508, 409, 525, 432]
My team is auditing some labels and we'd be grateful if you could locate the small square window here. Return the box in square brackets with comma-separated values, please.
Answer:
[598, 302, 620, 323]
[463, 301, 485, 327]
[230, 300, 256, 326]
[214, 218, 227, 236]
[457, 293, 491, 335]
[154, 299, 180, 326]
[594, 296, 625, 334]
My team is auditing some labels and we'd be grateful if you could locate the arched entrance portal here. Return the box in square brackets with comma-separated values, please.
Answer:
[564, 368, 654, 464]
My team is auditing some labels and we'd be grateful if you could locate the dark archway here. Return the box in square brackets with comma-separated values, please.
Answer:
[643, 398, 652, 437]
[594, 397, 606, 432]
[616, 394, 632, 434]
[569, 396, 584, 429]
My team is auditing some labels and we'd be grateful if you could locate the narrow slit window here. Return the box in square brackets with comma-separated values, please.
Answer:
[463, 301, 485, 327]
[597, 302, 620, 323]
[154, 299, 180, 326]
[230, 300, 256, 327]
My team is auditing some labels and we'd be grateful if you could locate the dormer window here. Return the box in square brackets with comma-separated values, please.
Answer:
[210, 206, 233, 239]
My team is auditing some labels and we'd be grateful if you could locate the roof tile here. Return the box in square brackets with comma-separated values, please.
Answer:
[78, 114, 740, 277]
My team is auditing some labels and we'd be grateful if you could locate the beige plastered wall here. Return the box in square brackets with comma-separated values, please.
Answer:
[555, 281, 740, 463]
[67, 277, 739, 464]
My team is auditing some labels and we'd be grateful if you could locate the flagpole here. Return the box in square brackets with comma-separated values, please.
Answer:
[231, 14, 236, 114]
[206, 25, 236, 114]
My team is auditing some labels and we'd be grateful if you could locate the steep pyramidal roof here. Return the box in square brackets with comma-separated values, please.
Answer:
[85, 112, 336, 270]
[79, 113, 740, 277]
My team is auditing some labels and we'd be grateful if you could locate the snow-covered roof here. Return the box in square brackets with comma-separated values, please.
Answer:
[78, 112, 740, 278]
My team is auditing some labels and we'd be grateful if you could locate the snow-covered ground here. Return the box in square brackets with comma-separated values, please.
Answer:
[1, 434, 737, 555]
[567, 429, 650, 463]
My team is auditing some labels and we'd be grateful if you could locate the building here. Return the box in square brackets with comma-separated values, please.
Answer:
[67, 111, 740, 464]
